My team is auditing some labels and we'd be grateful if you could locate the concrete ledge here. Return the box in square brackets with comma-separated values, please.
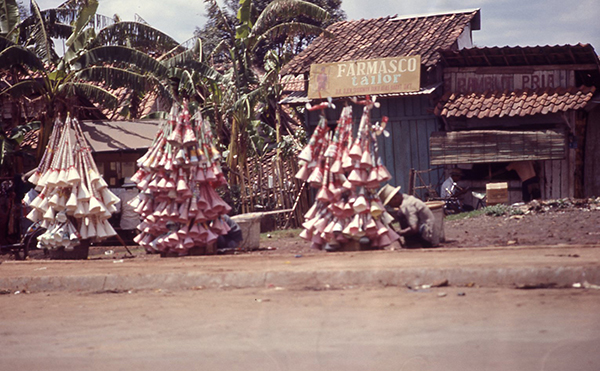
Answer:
[2, 265, 599, 293]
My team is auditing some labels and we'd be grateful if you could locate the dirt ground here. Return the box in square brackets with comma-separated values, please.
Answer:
[443, 198, 600, 248]
[250, 198, 600, 256]
[2, 197, 600, 262]
[1, 199, 599, 370]
[1, 286, 599, 371]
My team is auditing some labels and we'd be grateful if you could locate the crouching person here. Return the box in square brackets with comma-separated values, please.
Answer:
[378, 184, 437, 248]
[216, 214, 243, 254]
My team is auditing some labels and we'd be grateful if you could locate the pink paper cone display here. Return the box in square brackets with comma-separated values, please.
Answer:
[128, 99, 234, 256]
[296, 100, 398, 251]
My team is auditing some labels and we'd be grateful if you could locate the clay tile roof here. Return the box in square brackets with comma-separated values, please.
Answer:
[280, 74, 306, 92]
[281, 9, 481, 75]
[434, 86, 596, 118]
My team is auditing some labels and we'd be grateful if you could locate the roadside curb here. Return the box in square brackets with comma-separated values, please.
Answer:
[2, 265, 599, 293]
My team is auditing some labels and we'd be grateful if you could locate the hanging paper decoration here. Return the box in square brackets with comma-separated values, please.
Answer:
[130, 99, 231, 256]
[26, 116, 118, 251]
[297, 96, 400, 250]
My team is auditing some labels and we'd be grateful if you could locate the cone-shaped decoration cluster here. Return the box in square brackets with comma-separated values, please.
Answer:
[26, 116, 118, 250]
[296, 98, 400, 249]
[130, 100, 232, 256]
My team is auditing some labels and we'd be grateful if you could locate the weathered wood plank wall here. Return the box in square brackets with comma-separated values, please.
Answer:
[540, 147, 575, 200]
[584, 107, 600, 197]
[376, 95, 443, 197]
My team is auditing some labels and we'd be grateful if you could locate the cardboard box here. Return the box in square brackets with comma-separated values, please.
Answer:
[486, 182, 509, 205]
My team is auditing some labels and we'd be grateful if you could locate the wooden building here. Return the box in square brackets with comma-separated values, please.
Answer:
[79, 119, 161, 186]
[433, 45, 600, 203]
[281, 9, 482, 197]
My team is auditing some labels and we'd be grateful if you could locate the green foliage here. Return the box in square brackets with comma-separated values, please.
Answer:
[196, 0, 342, 65]
[0, 0, 19, 36]
[0, 120, 39, 166]
[485, 204, 510, 217]
[1, 1, 215, 159]
[444, 209, 486, 221]
[445, 204, 527, 221]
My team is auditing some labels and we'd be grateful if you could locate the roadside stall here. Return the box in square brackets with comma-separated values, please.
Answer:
[24, 116, 119, 258]
[296, 96, 400, 251]
[130, 100, 232, 256]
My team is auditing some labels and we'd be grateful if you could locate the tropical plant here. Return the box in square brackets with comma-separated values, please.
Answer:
[196, 0, 344, 64]
[195, 0, 333, 212]
[0, 0, 187, 159]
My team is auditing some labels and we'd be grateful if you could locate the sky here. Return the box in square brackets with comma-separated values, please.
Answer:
[35, 0, 600, 50]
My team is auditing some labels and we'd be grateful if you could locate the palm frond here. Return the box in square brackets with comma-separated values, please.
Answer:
[65, 0, 98, 47]
[178, 69, 196, 98]
[75, 66, 153, 92]
[91, 21, 181, 54]
[18, 7, 76, 41]
[77, 45, 168, 76]
[252, 22, 332, 50]
[28, 0, 55, 64]
[0, 79, 46, 99]
[0, 0, 20, 36]
[176, 60, 225, 84]
[63, 27, 95, 64]
[47, 23, 74, 39]
[0, 35, 15, 50]
[148, 76, 176, 106]
[57, 0, 90, 11]
[251, 0, 330, 38]
[207, 38, 231, 61]
[0, 44, 45, 70]
[260, 68, 279, 87]
[58, 81, 118, 109]
[162, 38, 201, 65]
[233, 88, 262, 116]
[10, 121, 41, 144]
[204, 0, 235, 40]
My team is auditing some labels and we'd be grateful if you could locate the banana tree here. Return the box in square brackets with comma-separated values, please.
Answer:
[0, 0, 182, 159]
[203, 0, 332, 209]
[0, 0, 19, 40]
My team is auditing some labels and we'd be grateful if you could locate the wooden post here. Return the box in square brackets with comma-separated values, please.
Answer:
[408, 168, 416, 195]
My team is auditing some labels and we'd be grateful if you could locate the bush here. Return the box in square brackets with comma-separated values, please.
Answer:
[484, 204, 509, 216]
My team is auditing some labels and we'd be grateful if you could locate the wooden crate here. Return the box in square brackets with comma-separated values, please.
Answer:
[486, 182, 509, 205]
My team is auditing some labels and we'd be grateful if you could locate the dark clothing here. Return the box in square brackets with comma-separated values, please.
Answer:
[522, 176, 541, 202]
[216, 215, 243, 250]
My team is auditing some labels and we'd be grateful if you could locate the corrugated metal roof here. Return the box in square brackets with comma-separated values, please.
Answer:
[434, 86, 596, 119]
[281, 9, 480, 75]
[79, 119, 161, 153]
[439, 44, 600, 68]
[279, 83, 442, 105]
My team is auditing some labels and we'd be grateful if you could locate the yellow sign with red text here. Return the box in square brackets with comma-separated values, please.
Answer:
[308, 55, 421, 99]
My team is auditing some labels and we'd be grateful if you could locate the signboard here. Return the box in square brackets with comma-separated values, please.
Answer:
[443, 69, 572, 94]
[308, 55, 421, 99]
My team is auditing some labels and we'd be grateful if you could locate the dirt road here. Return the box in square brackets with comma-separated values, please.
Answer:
[1, 286, 599, 371]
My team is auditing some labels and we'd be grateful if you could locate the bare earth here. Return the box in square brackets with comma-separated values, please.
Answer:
[1, 199, 599, 370]
[1, 287, 599, 371]
[251, 198, 600, 255]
